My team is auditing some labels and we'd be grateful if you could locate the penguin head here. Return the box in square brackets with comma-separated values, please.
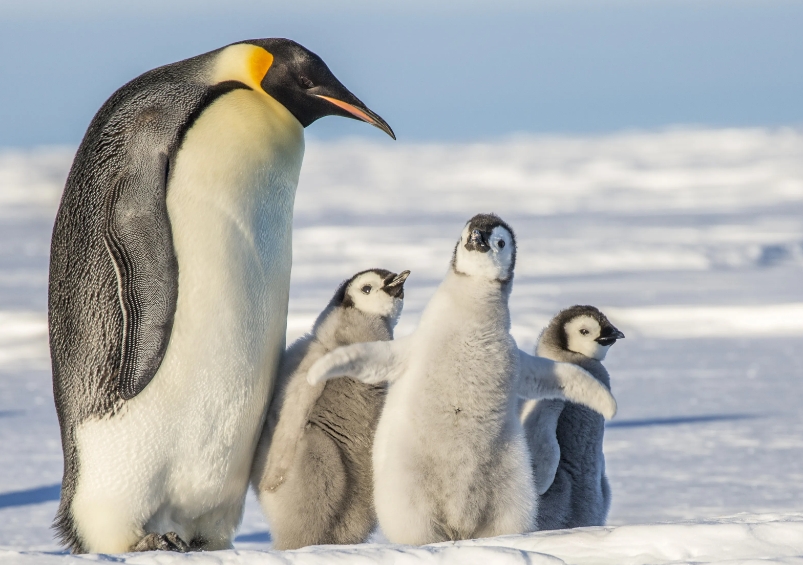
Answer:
[335, 268, 411, 325]
[452, 213, 516, 284]
[554, 305, 624, 361]
[242, 39, 395, 138]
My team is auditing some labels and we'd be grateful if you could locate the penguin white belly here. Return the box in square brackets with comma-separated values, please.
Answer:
[71, 89, 304, 552]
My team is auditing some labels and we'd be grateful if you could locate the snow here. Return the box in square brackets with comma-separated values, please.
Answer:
[1, 127, 803, 563]
[4, 514, 803, 564]
[607, 303, 803, 338]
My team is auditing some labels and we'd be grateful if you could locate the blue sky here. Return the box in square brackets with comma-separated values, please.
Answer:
[1, 0, 801, 146]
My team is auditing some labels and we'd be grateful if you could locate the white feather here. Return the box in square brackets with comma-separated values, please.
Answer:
[307, 339, 409, 385]
[517, 350, 617, 419]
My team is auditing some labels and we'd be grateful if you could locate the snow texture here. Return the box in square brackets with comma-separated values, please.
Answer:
[1, 127, 802, 562]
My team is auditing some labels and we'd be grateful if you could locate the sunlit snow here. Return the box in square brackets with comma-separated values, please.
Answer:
[1, 127, 802, 563]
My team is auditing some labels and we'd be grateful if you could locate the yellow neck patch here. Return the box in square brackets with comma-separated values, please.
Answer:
[211, 43, 274, 92]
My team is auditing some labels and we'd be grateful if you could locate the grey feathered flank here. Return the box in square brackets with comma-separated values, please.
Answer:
[251, 269, 407, 549]
[525, 305, 621, 530]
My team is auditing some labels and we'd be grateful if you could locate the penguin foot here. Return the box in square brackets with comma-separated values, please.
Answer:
[131, 532, 190, 552]
[189, 536, 209, 551]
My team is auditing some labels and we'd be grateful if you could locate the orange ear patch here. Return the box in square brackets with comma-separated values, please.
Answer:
[250, 47, 274, 87]
[211, 44, 275, 91]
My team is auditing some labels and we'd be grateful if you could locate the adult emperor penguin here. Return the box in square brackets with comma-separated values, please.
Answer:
[307, 214, 617, 545]
[251, 268, 409, 549]
[48, 39, 394, 554]
[521, 305, 624, 530]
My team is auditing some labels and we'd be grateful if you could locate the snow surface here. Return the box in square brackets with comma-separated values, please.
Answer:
[1, 127, 802, 562]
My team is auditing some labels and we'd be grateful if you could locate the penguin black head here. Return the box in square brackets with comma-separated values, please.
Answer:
[552, 305, 624, 361]
[333, 268, 411, 323]
[242, 38, 395, 139]
[452, 213, 516, 284]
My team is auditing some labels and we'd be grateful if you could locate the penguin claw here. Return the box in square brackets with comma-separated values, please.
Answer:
[264, 453, 292, 491]
[267, 475, 285, 491]
[132, 532, 190, 553]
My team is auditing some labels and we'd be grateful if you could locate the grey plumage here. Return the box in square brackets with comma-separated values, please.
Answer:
[251, 269, 409, 549]
[524, 305, 623, 530]
[307, 215, 619, 545]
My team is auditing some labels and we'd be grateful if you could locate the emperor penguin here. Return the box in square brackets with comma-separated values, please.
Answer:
[521, 305, 624, 530]
[306, 214, 618, 545]
[48, 39, 394, 554]
[251, 268, 410, 549]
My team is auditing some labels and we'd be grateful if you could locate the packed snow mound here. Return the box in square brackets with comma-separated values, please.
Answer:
[3, 513, 803, 564]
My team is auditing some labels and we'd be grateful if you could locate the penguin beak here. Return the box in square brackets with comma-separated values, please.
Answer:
[466, 229, 491, 253]
[383, 270, 410, 298]
[596, 327, 625, 346]
[315, 95, 396, 139]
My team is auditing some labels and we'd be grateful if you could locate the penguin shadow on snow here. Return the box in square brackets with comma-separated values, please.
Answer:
[0, 483, 61, 509]
[234, 531, 271, 543]
[606, 413, 760, 428]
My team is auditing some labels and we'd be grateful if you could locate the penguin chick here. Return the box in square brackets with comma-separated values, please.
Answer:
[306, 214, 618, 545]
[251, 268, 410, 550]
[522, 305, 624, 530]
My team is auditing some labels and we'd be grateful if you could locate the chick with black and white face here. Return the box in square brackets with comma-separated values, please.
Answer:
[452, 213, 517, 283]
[557, 306, 625, 361]
[339, 269, 410, 324]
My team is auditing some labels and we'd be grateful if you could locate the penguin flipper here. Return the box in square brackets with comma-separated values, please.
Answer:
[523, 399, 564, 495]
[517, 350, 617, 420]
[262, 378, 327, 491]
[307, 338, 409, 385]
[104, 153, 179, 400]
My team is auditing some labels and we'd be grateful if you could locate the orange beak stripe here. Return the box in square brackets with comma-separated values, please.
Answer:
[315, 95, 379, 127]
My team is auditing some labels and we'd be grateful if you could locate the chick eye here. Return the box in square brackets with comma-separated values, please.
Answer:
[299, 76, 314, 89]
[498, 240, 505, 249]
[361, 285, 372, 294]
[580, 329, 590, 335]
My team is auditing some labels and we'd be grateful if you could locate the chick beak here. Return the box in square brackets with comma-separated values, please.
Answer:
[466, 229, 490, 252]
[383, 270, 410, 298]
[595, 327, 625, 346]
[314, 95, 396, 139]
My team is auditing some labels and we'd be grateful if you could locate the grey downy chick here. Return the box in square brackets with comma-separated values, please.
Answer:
[522, 305, 624, 530]
[307, 214, 618, 545]
[251, 268, 409, 550]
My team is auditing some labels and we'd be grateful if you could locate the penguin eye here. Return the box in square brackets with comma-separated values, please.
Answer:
[580, 329, 590, 335]
[361, 285, 372, 295]
[498, 240, 505, 249]
[299, 76, 315, 89]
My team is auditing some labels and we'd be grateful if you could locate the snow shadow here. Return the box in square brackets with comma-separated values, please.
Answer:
[0, 483, 60, 509]
[0, 410, 24, 418]
[234, 531, 271, 543]
[607, 413, 758, 429]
